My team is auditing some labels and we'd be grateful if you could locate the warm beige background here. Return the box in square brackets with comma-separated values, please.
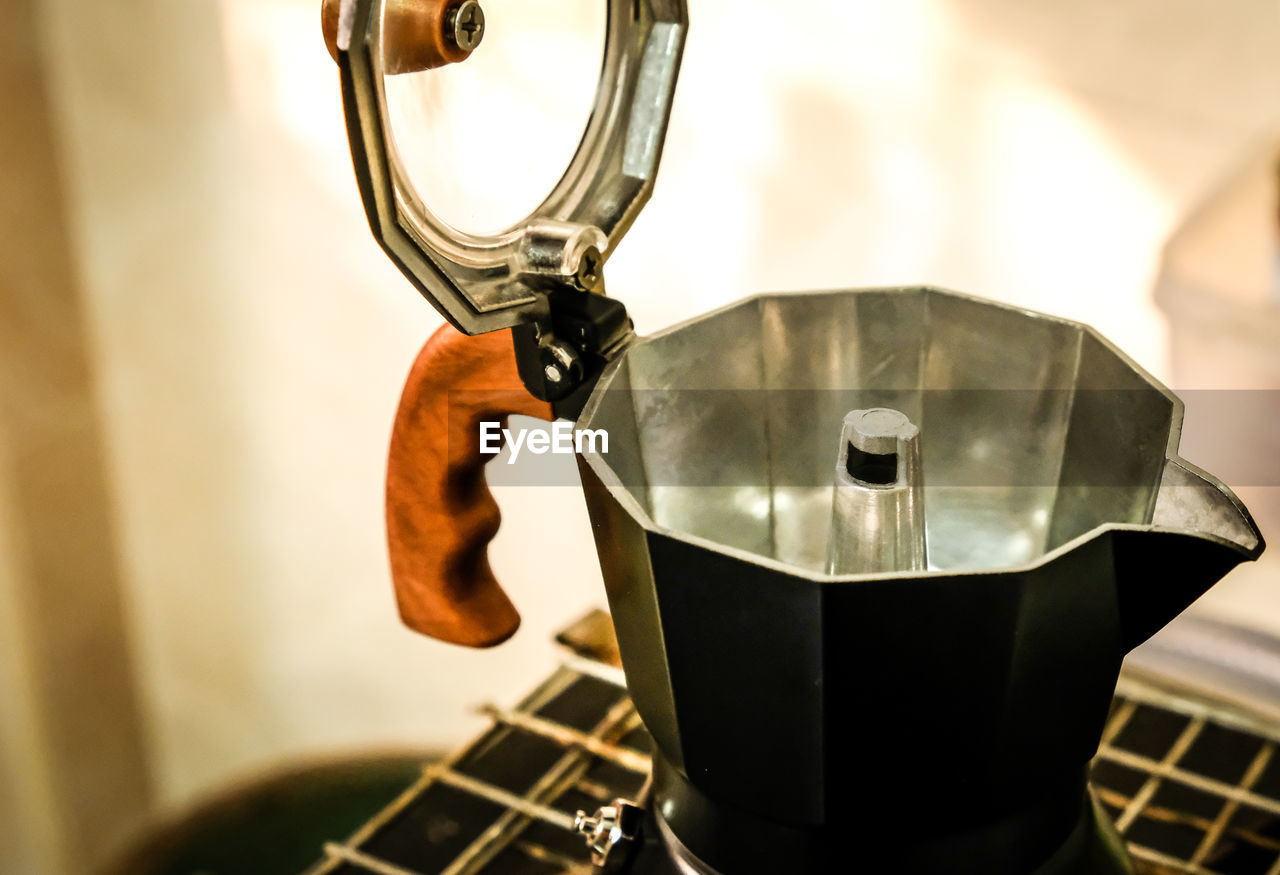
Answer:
[2, 0, 1278, 871]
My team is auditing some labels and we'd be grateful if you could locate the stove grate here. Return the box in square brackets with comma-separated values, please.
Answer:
[1098, 678, 1280, 874]
[305, 653, 1280, 875]
[305, 658, 638, 875]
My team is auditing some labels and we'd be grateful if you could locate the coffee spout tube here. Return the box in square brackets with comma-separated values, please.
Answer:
[826, 408, 927, 575]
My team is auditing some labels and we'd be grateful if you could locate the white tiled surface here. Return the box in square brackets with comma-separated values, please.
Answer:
[31, 0, 1280, 814]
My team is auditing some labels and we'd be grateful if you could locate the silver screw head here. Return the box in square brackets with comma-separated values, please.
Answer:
[576, 246, 604, 292]
[448, 1, 486, 52]
[539, 340, 582, 398]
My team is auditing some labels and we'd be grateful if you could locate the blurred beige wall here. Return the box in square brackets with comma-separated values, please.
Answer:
[1, 0, 1277, 870]
[1, 0, 151, 870]
[33, 0, 611, 835]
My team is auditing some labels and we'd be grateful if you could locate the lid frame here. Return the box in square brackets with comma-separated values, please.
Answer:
[336, 0, 688, 335]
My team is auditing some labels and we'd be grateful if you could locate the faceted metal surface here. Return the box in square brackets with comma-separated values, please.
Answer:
[573, 286, 1263, 859]
[578, 287, 1259, 577]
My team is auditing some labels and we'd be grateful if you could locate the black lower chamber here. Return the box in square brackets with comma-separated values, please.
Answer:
[583, 465, 1255, 875]
[632, 752, 1133, 875]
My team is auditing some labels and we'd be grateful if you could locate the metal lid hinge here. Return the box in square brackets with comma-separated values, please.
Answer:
[512, 283, 633, 417]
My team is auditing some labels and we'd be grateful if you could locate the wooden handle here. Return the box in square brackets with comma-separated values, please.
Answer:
[386, 324, 552, 646]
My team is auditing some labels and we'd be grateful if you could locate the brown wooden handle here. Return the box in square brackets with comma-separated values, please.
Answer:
[386, 324, 552, 646]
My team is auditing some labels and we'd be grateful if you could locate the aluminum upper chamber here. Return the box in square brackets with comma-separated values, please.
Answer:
[574, 286, 1262, 874]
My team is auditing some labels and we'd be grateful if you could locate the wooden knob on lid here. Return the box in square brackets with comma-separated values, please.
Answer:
[322, 0, 485, 74]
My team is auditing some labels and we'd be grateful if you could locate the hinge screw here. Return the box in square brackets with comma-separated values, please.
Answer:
[575, 246, 604, 292]
[540, 341, 583, 393]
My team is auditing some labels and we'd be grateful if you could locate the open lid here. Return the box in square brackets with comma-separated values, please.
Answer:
[333, 0, 687, 338]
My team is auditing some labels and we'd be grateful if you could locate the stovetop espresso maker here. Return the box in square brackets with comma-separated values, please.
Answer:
[325, 1, 1266, 871]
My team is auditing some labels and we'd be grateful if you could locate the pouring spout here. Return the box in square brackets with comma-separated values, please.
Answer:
[1152, 459, 1263, 557]
[1114, 459, 1265, 651]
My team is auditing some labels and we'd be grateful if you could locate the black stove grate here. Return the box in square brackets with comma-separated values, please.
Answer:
[306, 648, 1280, 875]
[1097, 679, 1280, 874]
[305, 656, 641, 875]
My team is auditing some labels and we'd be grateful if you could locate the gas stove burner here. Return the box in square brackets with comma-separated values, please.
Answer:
[306, 613, 1280, 875]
